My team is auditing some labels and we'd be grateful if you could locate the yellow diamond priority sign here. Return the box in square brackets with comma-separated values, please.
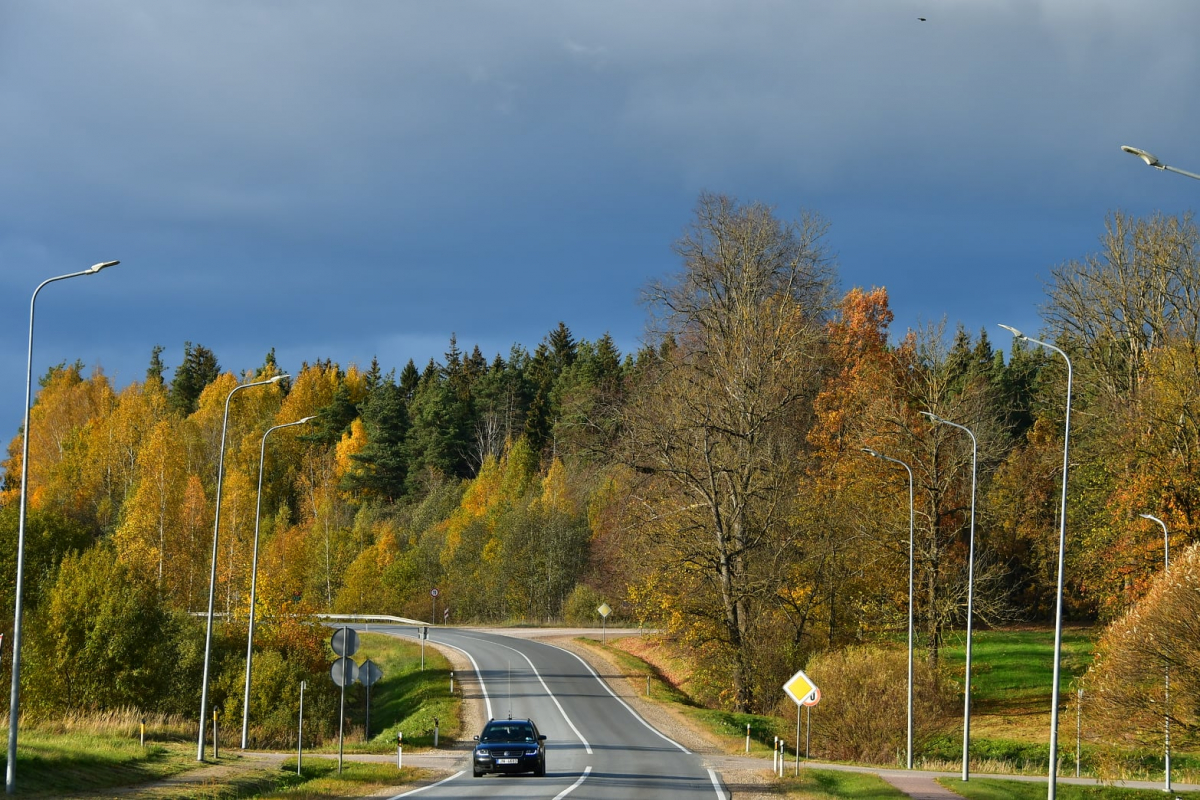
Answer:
[783, 668, 821, 707]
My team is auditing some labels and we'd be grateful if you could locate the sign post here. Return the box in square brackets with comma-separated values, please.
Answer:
[430, 588, 439, 629]
[597, 602, 611, 643]
[783, 668, 821, 775]
[360, 659, 383, 740]
[297, 680, 305, 776]
[331, 627, 360, 774]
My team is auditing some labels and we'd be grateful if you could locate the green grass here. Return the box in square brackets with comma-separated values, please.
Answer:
[0, 735, 197, 798]
[939, 628, 1097, 715]
[240, 760, 432, 799]
[314, 632, 460, 751]
[939, 776, 1198, 799]
[775, 768, 910, 798]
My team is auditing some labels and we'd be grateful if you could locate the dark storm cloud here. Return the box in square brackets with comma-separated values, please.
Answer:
[2, 0, 1199, 428]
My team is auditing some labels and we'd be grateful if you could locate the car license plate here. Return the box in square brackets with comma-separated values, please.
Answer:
[497, 758, 519, 765]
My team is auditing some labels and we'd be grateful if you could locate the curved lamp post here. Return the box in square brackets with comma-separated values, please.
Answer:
[921, 411, 978, 781]
[1138, 512, 1171, 794]
[1121, 145, 1200, 182]
[862, 447, 915, 770]
[7, 260, 118, 794]
[240, 415, 314, 749]
[197, 373, 289, 761]
[1001, 324, 1072, 800]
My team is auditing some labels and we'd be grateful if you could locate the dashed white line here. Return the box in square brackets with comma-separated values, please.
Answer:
[548, 643, 691, 754]
[485, 639, 593, 755]
[386, 770, 464, 798]
[553, 765, 592, 799]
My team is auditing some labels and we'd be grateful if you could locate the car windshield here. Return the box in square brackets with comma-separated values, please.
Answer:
[480, 723, 536, 743]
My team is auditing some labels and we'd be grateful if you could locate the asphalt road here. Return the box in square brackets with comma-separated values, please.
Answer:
[364, 625, 729, 800]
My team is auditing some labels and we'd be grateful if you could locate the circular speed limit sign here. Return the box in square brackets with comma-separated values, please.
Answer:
[430, 588, 439, 598]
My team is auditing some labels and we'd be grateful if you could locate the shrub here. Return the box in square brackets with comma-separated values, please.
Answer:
[805, 644, 954, 765]
[563, 584, 606, 625]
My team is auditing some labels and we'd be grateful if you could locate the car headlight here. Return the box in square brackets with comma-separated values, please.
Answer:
[476, 748, 489, 756]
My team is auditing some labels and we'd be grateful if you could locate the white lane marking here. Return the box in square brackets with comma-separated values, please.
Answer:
[548, 643, 691, 754]
[425, 636, 493, 721]
[553, 765, 592, 799]
[707, 767, 727, 799]
[482, 638, 593, 755]
[386, 770, 464, 798]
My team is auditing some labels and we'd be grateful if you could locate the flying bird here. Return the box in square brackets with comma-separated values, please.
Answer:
[918, 17, 927, 21]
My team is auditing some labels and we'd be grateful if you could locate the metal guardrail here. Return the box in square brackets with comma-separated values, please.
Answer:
[317, 613, 430, 627]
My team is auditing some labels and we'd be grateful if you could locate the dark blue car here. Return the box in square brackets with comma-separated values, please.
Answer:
[472, 718, 546, 777]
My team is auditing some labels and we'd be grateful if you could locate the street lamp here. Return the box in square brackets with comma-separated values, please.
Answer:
[1138, 512, 1171, 794]
[7, 260, 118, 794]
[862, 447, 915, 770]
[197, 373, 289, 761]
[1000, 324, 1072, 800]
[1121, 145, 1200, 182]
[921, 411, 978, 781]
[240, 415, 314, 750]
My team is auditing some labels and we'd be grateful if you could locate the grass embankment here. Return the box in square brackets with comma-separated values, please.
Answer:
[314, 631, 460, 750]
[0, 632, 455, 797]
[772, 768, 910, 799]
[595, 626, 1200, 795]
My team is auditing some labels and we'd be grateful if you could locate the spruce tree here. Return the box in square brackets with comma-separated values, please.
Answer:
[346, 379, 410, 502]
[146, 345, 166, 386]
[168, 342, 220, 416]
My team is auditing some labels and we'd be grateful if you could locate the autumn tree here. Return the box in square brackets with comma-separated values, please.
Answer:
[22, 544, 200, 714]
[800, 287, 906, 649]
[1083, 541, 1200, 752]
[621, 192, 835, 712]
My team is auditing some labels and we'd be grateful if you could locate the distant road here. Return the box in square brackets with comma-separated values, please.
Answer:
[362, 625, 728, 800]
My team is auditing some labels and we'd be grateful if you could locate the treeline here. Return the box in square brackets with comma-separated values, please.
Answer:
[1, 193, 1198, 728]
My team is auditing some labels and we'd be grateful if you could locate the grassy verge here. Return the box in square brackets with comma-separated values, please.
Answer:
[0, 734, 196, 798]
[166, 760, 433, 800]
[0, 631, 459, 796]
[310, 632, 460, 751]
[772, 768, 909, 799]
[578, 636, 793, 757]
[938, 776, 1196, 799]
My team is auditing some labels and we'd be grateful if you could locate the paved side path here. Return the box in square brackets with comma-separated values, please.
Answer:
[876, 769, 966, 799]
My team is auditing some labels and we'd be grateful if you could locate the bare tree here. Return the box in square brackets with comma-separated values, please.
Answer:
[1044, 210, 1200, 401]
[621, 192, 836, 711]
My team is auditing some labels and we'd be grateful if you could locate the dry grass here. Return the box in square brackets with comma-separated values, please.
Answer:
[17, 706, 194, 739]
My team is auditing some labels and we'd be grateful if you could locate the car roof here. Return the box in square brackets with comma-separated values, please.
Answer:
[481, 719, 538, 738]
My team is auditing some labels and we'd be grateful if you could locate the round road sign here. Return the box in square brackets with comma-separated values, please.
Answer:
[331, 657, 360, 687]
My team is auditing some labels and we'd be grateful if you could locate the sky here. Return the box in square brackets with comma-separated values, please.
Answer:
[3, 1, 1200, 432]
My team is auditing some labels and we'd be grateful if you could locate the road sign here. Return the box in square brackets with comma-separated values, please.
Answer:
[430, 588, 439, 597]
[783, 668, 821, 707]
[597, 602, 611, 618]
[443, 607, 450, 621]
[359, 658, 383, 688]
[331, 628, 359, 658]
[331, 657, 360, 687]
